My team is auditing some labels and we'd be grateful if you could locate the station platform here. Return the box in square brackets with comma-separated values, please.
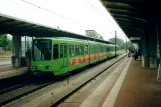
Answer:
[0, 63, 28, 80]
[79, 57, 161, 107]
[112, 58, 161, 107]
[102, 58, 161, 107]
[0, 61, 11, 66]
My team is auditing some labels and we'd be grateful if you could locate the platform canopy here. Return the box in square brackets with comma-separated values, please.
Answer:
[0, 14, 113, 44]
[101, 0, 160, 43]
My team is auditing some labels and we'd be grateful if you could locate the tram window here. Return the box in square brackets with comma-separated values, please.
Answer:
[103, 46, 104, 52]
[80, 45, 84, 55]
[64, 45, 67, 57]
[85, 45, 88, 55]
[90, 46, 92, 54]
[104, 46, 106, 52]
[107, 47, 109, 52]
[75, 45, 80, 56]
[102, 46, 105, 52]
[95, 45, 97, 53]
[93, 45, 95, 54]
[102, 46, 104, 52]
[100, 46, 101, 52]
[105, 46, 106, 52]
[90, 45, 93, 54]
[100, 46, 102, 52]
[60, 45, 63, 58]
[92, 45, 94, 53]
[97, 46, 99, 53]
[69, 45, 74, 57]
[53, 44, 59, 59]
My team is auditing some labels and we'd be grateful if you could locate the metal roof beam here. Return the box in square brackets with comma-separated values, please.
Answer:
[109, 11, 146, 21]
[121, 26, 144, 33]
[102, 1, 141, 10]
[111, 13, 148, 22]
[107, 8, 141, 15]
[117, 21, 146, 30]
[101, 0, 146, 3]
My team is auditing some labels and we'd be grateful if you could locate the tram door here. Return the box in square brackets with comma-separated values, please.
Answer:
[60, 44, 68, 68]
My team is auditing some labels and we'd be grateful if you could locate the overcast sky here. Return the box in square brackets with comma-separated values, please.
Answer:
[0, 0, 128, 41]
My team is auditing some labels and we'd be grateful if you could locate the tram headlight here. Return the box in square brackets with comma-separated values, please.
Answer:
[46, 66, 51, 69]
[32, 66, 37, 69]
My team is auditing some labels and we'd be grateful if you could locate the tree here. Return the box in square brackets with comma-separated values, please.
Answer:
[0, 34, 10, 50]
[6, 39, 12, 51]
[85, 30, 99, 38]
[108, 38, 125, 49]
[85, 30, 104, 40]
[98, 36, 104, 40]
[108, 37, 134, 50]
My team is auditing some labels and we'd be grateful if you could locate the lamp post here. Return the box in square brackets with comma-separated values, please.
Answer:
[110, 31, 128, 54]
[115, 30, 117, 56]
[116, 33, 128, 53]
[126, 38, 127, 53]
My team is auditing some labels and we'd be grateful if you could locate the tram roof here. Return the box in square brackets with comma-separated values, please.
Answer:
[35, 37, 114, 45]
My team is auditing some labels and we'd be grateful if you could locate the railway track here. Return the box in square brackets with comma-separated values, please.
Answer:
[1, 54, 127, 107]
[0, 82, 29, 95]
[0, 79, 55, 106]
[0, 72, 36, 94]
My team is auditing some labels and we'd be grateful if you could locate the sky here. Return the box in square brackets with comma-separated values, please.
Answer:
[0, 0, 128, 41]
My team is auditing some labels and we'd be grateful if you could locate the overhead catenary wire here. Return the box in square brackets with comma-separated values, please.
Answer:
[86, 0, 127, 38]
[9, 0, 118, 30]
[8, 0, 79, 23]
[8, 0, 127, 39]
[86, 0, 118, 29]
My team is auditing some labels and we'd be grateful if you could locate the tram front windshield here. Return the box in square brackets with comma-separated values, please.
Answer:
[32, 39, 52, 61]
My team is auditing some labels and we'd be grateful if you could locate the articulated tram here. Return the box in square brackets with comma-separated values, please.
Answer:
[31, 37, 119, 76]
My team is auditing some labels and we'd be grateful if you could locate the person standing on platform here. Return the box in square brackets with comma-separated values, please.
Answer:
[25, 48, 31, 68]
[128, 48, 131, 57]
[133, 49, 138, 60]
[137, 48, 142, 61]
